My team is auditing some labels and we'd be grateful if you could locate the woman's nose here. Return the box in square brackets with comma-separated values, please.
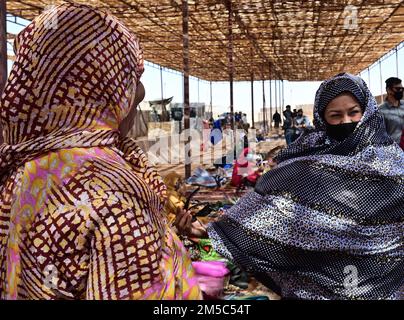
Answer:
[342, 114, 352, 124]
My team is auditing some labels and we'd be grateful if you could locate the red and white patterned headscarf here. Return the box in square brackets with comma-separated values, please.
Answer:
[0, 3, 145, 177]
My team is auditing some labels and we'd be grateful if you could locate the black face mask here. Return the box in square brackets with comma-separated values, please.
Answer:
[326, 122, 359, 142]
[393, 91, 403, 101]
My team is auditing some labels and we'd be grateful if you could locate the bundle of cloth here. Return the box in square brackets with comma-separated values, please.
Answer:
[231, 148, 262, 188]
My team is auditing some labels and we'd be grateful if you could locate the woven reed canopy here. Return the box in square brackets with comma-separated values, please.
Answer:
[6, 0, 404, 81]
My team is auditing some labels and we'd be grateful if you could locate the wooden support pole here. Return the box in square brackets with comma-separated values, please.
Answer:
[197, 78, 200, 103]
[209, 81, 212, 117]
[269, 64, 273, 131]
[0, 0, 6, 94]
[227, 0, 236, 159]
[262, 79, 266, 134]
[182, 0, 191, 178]
[274, 78, 278, 113]
[250, 73, 254, 129]
[0, 0, 6, 144]
[282, 80, 285, 110]
[228, 0, 234, 132]
[160, 66, 164, 102]
[396, 47, 399, 77]
[379, 60, 383, 101]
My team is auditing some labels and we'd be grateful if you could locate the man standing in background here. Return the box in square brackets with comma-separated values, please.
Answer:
[283, 105, 294, 146]
[272, 110, 282, 129]
[379, 77, 404, 144]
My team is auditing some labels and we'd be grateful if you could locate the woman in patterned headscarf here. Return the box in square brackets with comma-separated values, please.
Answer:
[0, 3, 201, 300]
[177, 73, 403, 300]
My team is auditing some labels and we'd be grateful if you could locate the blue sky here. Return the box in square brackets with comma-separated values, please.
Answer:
[6, 15, 404, 122]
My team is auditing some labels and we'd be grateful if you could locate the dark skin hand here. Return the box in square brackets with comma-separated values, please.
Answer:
[174, 207, 208, 238]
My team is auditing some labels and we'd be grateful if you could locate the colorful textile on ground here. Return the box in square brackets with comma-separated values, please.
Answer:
[0, 3, 201, 300]
[186, 168, 218, 188]
[208, 73, 403, 300]
[231, 148, 261, 188]
[192, 261, 229, 298]
[163, 173, 186, 226]
[196, 239, 223, 262]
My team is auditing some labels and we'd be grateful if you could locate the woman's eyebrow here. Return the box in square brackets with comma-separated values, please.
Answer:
[349, 105, 361, 110]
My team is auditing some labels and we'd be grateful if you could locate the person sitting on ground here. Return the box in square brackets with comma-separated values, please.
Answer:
[176, 73, 404, 300]
[0, 3, 202, 300]
[292, 108, 312, 142]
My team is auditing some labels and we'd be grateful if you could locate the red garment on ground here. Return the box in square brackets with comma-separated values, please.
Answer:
[231, 148, 259, 187]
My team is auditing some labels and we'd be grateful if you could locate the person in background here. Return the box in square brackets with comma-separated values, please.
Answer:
[292, 108, 312, 142]
[282, 105, 294, 146]
[242, 113, 248, 125]
[235, 112, 242, 124]
[210, 117, 226, 145]
[272, 111, 282, 129]
[379, 77, 404, 144]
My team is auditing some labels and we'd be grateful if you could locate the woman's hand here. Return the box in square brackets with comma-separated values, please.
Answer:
[175, 208, 208, 238]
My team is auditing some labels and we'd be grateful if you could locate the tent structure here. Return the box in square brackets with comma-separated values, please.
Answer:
[4, 0, 404, 81]
[1, 0, 404, 176]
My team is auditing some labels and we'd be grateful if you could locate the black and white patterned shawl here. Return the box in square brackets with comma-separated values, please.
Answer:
[207, 73, 404, 300]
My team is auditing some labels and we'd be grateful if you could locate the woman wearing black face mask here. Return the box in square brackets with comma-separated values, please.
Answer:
[176, 73, 404, 300]
[322, 93, 363, 141]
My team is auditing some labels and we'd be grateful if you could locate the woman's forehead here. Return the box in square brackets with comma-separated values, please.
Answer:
[325, 93, 361, 111]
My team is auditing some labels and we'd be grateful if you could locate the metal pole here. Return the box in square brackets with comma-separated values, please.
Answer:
[209, 81, 212, 117]
[379, 60, 383, 102]
[262, 79, 266, 134]
[274, 78, 278, 114]
[396, 47, 399, 77]
[282, 80, 285, 110]
[0, 0, 6, 144]
[251, 73, 254, 129]
[269, 65, 273, 131]
[182, 0, 191, 179]
[228, 0, 236, 159]
[197, 78, 200, 103]
[228, 1, 234, 131]
[0, 0, 6, 94]
[160, 66, 164, 102]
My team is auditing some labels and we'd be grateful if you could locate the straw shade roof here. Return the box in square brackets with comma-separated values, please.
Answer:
[6, 0, 404, 81]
